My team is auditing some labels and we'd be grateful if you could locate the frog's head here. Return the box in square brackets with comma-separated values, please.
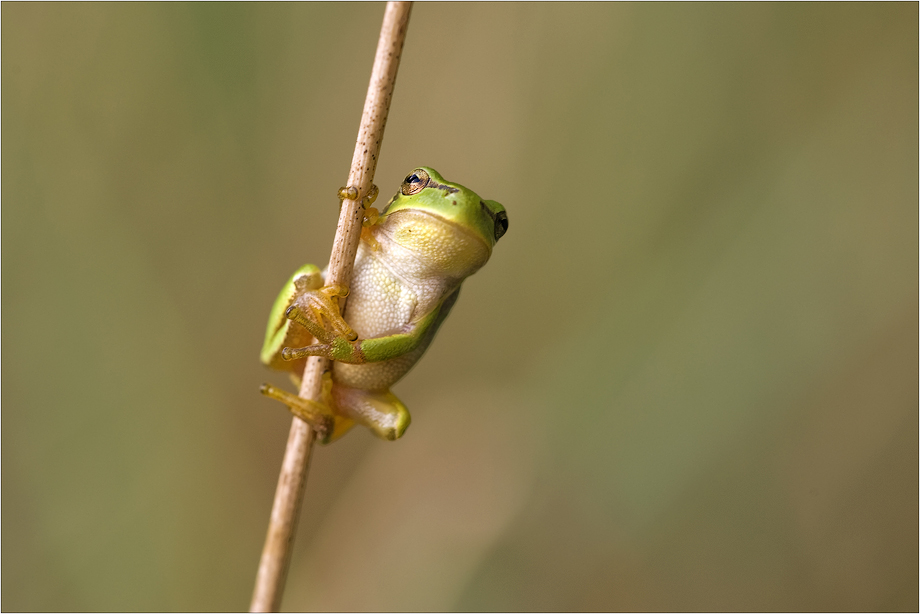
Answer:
[377, 167, 508, 277]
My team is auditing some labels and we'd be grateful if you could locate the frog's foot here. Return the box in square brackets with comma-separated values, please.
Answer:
[337, 183, 379, 207]
[331, 386, 411, 441]
[284, 284, 357, 343]
[260, 383, 333, 440]
[361, 205, 382, 251]
[281, 336, 365, 364]
[338, 184, 382, 250]
[259, 383, 354, 444]
[363, 206, 380, 227]
[292, 267, 323, 293]
[362, 184, 379, 207]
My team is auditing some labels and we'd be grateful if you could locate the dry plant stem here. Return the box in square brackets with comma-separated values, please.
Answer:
[250, 3, 413, 612]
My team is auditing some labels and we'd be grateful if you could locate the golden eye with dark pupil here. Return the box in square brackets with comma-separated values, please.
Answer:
[400, 168, 430, 195]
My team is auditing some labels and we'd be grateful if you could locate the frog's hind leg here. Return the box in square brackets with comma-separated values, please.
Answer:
[331, 385, 411, 441]
[260, 264, 324, 373]
[260, 383, 355, 444]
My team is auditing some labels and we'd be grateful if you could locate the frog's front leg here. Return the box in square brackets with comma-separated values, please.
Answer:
[284, 283, 357, 345]
[282, 290, 454, 365]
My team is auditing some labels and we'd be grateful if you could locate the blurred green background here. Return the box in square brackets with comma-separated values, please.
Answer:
[3, 3, 917, 611]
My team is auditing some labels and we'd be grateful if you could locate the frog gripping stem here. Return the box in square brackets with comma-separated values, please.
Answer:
[250, 4, 414, 612]
[259, 383, 334, 443]
[278, 279, 356, 344]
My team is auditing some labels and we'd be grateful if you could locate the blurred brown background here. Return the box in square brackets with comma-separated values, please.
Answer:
[3, 3, 917, 611]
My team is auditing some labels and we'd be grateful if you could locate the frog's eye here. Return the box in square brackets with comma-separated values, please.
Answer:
[494, 211, 509, 241]
[400, 169, 430, 195]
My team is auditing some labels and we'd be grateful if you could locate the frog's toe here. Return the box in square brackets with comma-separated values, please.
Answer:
[378, 412, 410, 441]
[284, 304, 325, 340]
[292, 268, 323, 292]
[338, 185, 358, 201]
[320, 415, 356, 444]
[285, 287, 355, 342]
[362, 183, 379, 206]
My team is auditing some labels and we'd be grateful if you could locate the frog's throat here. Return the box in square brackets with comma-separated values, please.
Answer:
[377, 208, 492, 254]
[371, 210, 492, 280]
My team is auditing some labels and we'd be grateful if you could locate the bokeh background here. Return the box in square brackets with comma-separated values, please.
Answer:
[3, 3, 917, 611]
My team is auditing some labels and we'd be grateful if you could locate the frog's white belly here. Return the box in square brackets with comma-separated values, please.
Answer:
[344, 249, 417, 339]
[332, 245, 425, 391]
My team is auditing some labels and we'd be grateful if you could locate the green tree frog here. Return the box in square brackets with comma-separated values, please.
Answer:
[260, 167, 508, 443]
